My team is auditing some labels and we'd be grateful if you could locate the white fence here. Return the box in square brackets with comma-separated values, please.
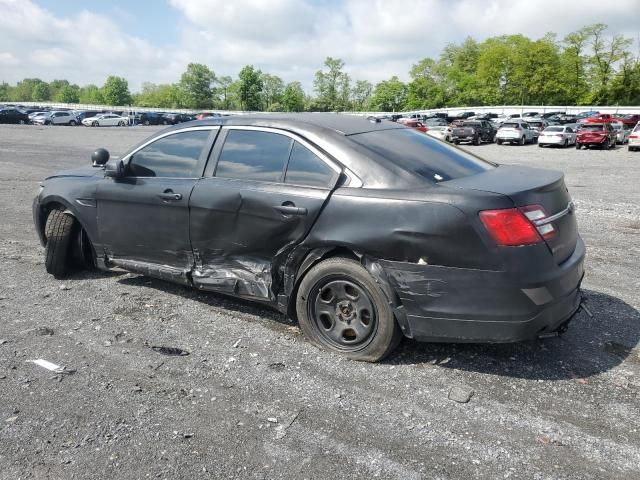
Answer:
[3, 101, 640, 116]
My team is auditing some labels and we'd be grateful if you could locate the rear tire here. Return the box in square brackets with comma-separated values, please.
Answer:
[576, 143, 581, 150]
[519, 136, 525, 146]
[44, 209, 77, 278]
[473, 135, 480, 146]
[296, 258, 402, 362]
[564, 139, 568, 147]
[496, 139, 503, 145]
[92, 121, 98, 127]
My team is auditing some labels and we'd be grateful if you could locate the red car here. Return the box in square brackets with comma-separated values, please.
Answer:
[576, 123, 617, 149]
[399, 119, 429, 133]
[584, 114, 615, 123]
[620, 114, 640, 129]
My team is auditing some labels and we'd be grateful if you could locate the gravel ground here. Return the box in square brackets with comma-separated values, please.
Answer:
[0, 124, 638, 480]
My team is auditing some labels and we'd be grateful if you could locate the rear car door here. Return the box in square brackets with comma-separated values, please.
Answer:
[189, 127, 341, 300]
[96, 127, 217, 283]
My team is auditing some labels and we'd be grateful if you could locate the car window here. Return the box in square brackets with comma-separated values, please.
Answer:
[284, 141, 335, 188]
[215, 130, 292, 182]
[501, 123, 520, 128]
[566, 127, 573, 133]
[350, 128, 494, 183]
[128, 130, 210, 178]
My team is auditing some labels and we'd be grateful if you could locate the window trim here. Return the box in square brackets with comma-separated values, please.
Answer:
[122, 126, 220, 179]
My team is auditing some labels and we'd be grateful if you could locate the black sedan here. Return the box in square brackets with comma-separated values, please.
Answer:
[0, 107, 29, 124]
[33, 114, 585, 361]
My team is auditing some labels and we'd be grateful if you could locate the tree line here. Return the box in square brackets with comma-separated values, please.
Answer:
[1, 23, 638, 111]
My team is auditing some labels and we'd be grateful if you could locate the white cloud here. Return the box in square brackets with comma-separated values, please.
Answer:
[0, 0, 639, 92]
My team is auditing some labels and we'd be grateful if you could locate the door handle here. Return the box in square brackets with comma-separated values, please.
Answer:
[158, 190, 182, 201]
[273, 204, 307, 216]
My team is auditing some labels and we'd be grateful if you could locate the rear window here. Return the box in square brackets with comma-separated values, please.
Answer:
[501, 123, 520, 128]
[579, 124, 604, 131]
[349, 128, 494, 183]
[544, 127, 563, 132]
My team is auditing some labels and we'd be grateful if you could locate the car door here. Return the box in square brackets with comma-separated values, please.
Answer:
[96, 127, 217, 284]
[189, 127, 342, 300]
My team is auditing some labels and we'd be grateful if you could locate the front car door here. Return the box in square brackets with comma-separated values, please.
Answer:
[189, 127, 341, 300]
[96, 126, 217, 284]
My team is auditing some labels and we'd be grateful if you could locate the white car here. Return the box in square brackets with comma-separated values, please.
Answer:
[610, 121, 629, 144]
[495, 121, 536, 145]
[82, 113, 128, 127]
[28, 111, 48, 122]
[32, 111, 78, 126]
[426, 125, 452, 142]
[538, 125, 577, 148]
[628, 123, 640, 152]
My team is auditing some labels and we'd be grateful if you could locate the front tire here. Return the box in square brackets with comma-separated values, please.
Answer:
[92, 121, 98, 127]
[69, 120, 77, 126]
[496, 139, 503, 145]
[44, 209, 77, 278]
[296, 258, 401, 362]
[118, 121, 125, 126]
[519, 136, 525, 146]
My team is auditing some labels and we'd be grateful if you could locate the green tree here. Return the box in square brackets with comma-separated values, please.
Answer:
[282, 81, 305, 112]
[261, 73, 284, 110]
[350, 80, 373, 111]
[314, 57, 350, 111]
[133, 82, 182, 108]
[237, 65, 263, 111]
[31, 82, 50, 101]
[10, 78, 45, 101]
[216, 75, 233, 109]
[79, 84, 104, 104]
[369, 76, 407, 111]
[101, 76, 131, 105]
[406, 58, 448, 109]
[54, 84, 80, 103]
[0, 82, 10, 101]
[179, 63, 216, 109]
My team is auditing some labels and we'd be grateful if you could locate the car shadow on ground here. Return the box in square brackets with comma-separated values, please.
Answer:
[114, 276, 638, 380]
[387, 289, 640, 381]
[116, 274, 295, 330]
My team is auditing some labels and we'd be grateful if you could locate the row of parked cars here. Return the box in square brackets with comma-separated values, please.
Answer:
[0, 105, 223, 127]
[396, 112, 640, 152]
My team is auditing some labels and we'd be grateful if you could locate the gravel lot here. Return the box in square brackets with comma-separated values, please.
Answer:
[0, 124, 639, 480]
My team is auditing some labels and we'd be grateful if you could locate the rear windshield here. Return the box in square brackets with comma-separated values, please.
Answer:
[544, 127, 563, 132]
[462, 122, 480, 127]
[350, 128, 495, 183]
[500, 122, 520, 128]
[579, 124, 604, 131]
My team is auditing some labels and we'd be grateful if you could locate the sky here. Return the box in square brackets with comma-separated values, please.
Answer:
[1, 0, 639, 93]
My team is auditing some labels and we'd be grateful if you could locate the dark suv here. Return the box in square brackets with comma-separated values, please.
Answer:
[33, 114, 584, 362]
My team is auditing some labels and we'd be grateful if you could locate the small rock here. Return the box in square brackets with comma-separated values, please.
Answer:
[0, 375, 6, 380]
[267, 417, 278, 423]
[439, 357, 451, 365]
[0, 339, 7, 346]
[5, 416, 18, 423]
[59, 284, 71, 291]
[35, 327, 54, 336]
[448, 385, 474, 403]
[103, 340, 112, 347]
[334, 393, 342, 399]
[182, 433, 194, 439]
[132, 385, 142, 392]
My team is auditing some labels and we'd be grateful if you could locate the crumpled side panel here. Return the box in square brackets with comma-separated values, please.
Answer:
[192, 256, 274, 300]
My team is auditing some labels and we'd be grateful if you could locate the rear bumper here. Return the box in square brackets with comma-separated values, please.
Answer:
[577, 137, 607, 145]
[380, 236, 585, 343]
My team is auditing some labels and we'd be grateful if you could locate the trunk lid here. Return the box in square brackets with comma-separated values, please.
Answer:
[444, 165, 578, 264]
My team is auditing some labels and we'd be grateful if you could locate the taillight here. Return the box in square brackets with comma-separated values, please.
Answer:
[479, 204, 555, 246]
[630, 135, 638, 138]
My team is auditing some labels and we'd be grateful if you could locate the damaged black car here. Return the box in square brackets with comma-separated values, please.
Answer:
[33, 114, 585, 361]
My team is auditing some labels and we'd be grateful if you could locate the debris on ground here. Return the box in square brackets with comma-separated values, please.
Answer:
[448, 385, 474, 403]
[28, 359, 76, 375]
[151, 346, 189, 356]
[232, 338, 242, 348]
[59, 284, 71, 291]
[34, 327, 54, 336]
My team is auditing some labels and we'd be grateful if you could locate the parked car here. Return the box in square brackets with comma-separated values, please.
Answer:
[32, 113, 585, 362]
[425, 125, 452, 142]
[161, 113, 194, 125]
[541, 111, 566, 119]
[195, 112, 222, 121]
[495, 121, 536, 145]
[522, 112, 539, 118]
[81, 113, 128, 127]
[575, 123, 616, 149]
[398, 119, 428, 133]
[610, 122, 629, 144]
[133, 112, 165, 125]
[620, 114, 640, 129]
[74, 111, 102, 123]
[423, 118, 450, 127]
[28, 111, 49, 122]
[32, 111, 78, 126]
[451, 120, 496, 145]
[628, 123, 640, 151]
[575, 111, 599, 123]
[538, 126, 577, 148]
[0, 107, 29, 124]
[556, 114, 579, 125]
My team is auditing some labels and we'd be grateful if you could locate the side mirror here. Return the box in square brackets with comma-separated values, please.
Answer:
[104, 159, 125, 178]
[92, 148, 110, 167]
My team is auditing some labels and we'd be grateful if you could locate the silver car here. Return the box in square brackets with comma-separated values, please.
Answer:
[32, 111, 78, 126]
[495, 121, 536, 145]
[610, 122, 629, 144]
[538, 125, 577, 148]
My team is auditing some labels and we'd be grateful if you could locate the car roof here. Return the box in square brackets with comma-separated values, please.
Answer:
[178, 113, 406, 137]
